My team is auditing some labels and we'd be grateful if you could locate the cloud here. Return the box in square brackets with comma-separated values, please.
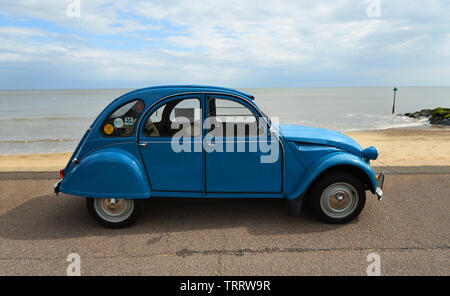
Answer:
[0, 0, 449, 89]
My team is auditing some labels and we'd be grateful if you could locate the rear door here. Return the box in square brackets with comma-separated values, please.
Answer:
[138, 95, 204, 192]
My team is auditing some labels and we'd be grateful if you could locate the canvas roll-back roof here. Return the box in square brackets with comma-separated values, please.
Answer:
[114, 85, 254, 106]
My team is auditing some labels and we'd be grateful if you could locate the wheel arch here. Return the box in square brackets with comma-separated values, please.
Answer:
[312, 164, 373, 190]
[286, 152, 377, 200]
[302, 164, 372, 202]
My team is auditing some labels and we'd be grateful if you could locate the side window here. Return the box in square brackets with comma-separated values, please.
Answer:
[101, 99, 144, 137]
[143, 98, 201, 137]
[208, 98, 263, 137]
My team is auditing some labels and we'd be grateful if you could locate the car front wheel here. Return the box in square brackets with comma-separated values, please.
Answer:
[309, 172, 366, 223]
[86, 198, 140, 228]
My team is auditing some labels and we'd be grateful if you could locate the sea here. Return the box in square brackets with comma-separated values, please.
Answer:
[0, 87, 449, 155]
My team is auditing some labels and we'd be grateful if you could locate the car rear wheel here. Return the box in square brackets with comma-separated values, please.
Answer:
[86, 198, 140, 228]
[309, 172, 366, 223]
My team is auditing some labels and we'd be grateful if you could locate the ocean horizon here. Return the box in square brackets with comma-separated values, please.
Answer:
[0, 86, 449, 155]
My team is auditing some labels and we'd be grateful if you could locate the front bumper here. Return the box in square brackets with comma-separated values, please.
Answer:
[375, 172, 384, 200]
[53, 179, 62, 196]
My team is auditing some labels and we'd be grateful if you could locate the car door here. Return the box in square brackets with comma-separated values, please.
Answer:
[205, 94, 282, 193]
[138, 95, 203, 192]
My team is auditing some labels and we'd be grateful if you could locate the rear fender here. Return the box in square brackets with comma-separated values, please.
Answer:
[60, 148, 150, 199]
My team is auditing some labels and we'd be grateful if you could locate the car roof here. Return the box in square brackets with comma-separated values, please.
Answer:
[117, 85, 255, 102]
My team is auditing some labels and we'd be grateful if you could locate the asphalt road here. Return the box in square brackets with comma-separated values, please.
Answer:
[0, 170, 449, 276]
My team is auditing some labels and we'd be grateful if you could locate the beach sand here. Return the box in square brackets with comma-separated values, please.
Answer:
[0, 152, 72, 172]
[345, 127, 450, 167]
[0, 127, 449, 171]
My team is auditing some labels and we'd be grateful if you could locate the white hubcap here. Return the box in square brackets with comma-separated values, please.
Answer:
[320, 183, 358, 219]
[94, 198, 134, 223]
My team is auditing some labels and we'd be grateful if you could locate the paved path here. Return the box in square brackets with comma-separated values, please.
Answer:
[0, 170, 449, 275]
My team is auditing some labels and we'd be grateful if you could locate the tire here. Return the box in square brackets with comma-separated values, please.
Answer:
[86, 198, 141, 228]
[309, 172, 366, 224]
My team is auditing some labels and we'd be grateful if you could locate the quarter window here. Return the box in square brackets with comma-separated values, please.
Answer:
[101, 99, 144, 137]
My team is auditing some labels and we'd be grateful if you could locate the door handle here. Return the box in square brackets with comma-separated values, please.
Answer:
[139, 143, 148, 147]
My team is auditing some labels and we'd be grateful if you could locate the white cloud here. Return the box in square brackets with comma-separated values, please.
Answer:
[0, 0, 449, 88]
[0, 26, 45, 36]
[0, 0, 160, 34]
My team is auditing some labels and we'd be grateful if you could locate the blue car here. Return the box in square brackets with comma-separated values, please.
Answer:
[54, 85, 384, 228]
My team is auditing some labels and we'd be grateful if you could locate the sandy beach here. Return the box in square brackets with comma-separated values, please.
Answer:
[0, 127, 449, 171]
[346, 127, 450, 167]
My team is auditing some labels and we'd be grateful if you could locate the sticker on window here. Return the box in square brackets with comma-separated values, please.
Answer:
[114, 118, 124, 128]
[104, 124, 114, 135]
[124, 117, 134, 125]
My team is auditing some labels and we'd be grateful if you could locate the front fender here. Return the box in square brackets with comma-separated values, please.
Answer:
[286, 151, 377, 200]
[60, 148, 150, 199]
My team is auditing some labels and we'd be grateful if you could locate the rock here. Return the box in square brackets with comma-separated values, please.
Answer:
[402, 107, 450, 126]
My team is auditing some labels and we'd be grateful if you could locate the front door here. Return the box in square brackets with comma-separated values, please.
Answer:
[139, 95, 203, 192]
[205, 95, 282, 193]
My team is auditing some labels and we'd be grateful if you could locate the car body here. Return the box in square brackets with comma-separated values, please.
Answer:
[54, 85, 384, 228]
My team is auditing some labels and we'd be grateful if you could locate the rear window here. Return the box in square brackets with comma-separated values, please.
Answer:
[101, 99, 144, 137]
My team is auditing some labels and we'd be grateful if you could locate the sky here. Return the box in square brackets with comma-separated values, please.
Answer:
[0, 0, 449, 89]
